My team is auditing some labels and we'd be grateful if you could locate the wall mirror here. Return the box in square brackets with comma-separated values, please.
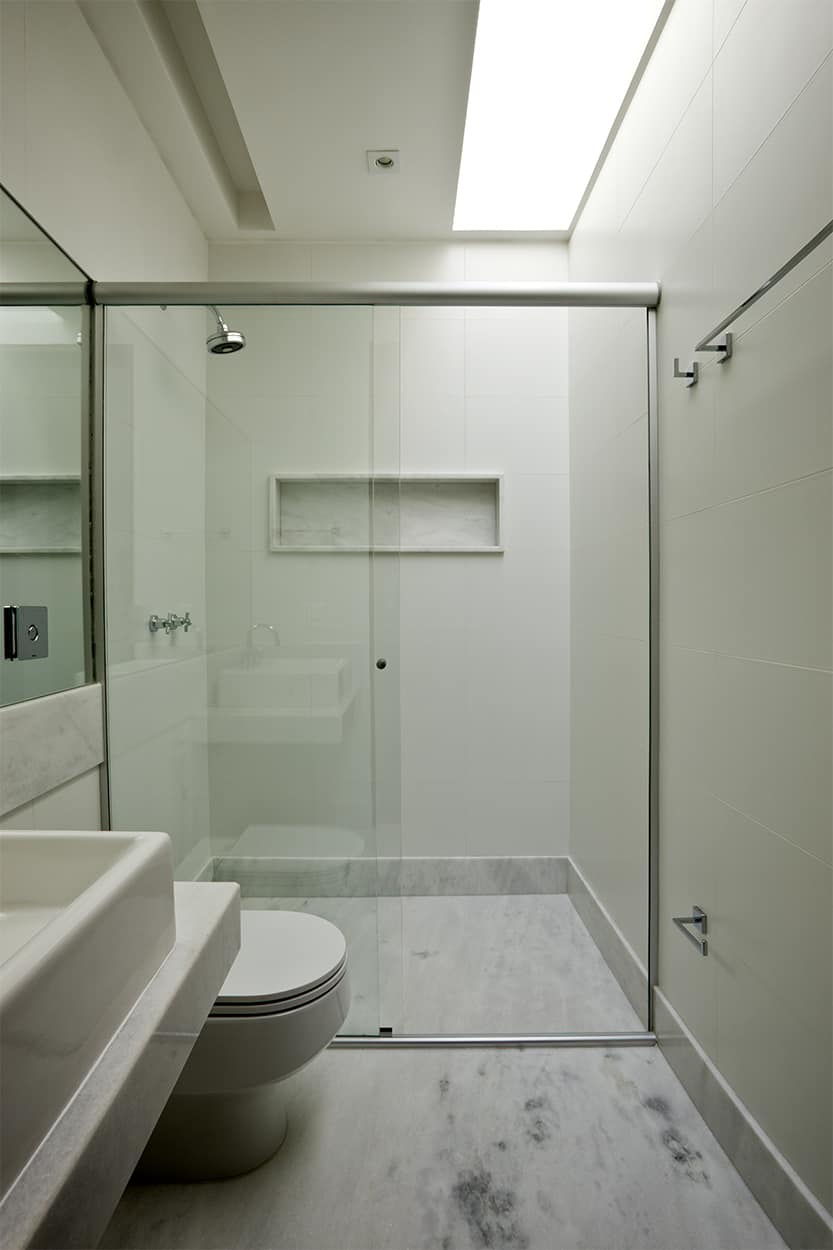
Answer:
[0, 186, 90, 707]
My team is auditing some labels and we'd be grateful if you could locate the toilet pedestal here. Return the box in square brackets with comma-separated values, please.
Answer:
[136, 1082, 289, 1181]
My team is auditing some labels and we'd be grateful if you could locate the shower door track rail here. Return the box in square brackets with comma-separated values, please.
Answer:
[332, 1033, 656, 1049]
[88, 280, 661, 308]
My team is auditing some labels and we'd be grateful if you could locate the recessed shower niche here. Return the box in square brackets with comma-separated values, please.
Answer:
[268, 475, 503, 553]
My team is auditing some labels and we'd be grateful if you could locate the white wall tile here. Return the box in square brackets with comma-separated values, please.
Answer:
[464, 313, 567, 398]
[713, 0, 832, 203]
[572, 0, 713, 243]
[661, 508, 722, 652]
[715, 943, 832, 1211]
[711, 655, 833, 865]
[0, 802, 35, 830]
[619, 76, 714, 278]
[712, 55, 833, 325]
[570, 0, 833, 1204]
[569, 633, 650, 960]
[713, 470, 832, 669]
[465, 780, 570, 857]
[29, 768, 101, 830]
[401, 779, 468, 858]
[657, 775, 718, 1054]
[465, 396, 569, 476]
[209, 242, 312, 282]
[309, 243, 466, 284]
[462, 242, 568, 281]
[400, 317, 465, 400]
[400, 392, 465, 473]
[714, 0, 748, 52]
[715, 261, 833, 502]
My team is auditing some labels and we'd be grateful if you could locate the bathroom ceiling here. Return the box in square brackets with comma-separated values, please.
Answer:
[196, 0, 481, 240]
[84, 0, 665, 242]
[82, 0, 485, 241]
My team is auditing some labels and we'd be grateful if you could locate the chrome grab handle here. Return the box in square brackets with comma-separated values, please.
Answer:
[673, 906, 708, 956]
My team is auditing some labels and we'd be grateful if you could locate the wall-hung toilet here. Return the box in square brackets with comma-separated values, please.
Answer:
[138, 910, 350, 1181]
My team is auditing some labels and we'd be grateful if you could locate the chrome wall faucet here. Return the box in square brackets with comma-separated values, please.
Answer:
[148, 612, 192, 635]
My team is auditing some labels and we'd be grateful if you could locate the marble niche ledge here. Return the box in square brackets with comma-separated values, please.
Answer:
[0, 882, 240, 1250]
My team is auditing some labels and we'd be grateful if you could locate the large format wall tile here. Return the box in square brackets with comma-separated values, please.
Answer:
[713, 0, 832, 203]
[714, 261, 833, 502]
[712, 55, 833, 324]
[711, 654, 832, 864]
[570, 0, 833, 1224]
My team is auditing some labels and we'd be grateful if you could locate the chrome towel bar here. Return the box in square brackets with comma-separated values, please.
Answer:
[674, 217, 832, 386]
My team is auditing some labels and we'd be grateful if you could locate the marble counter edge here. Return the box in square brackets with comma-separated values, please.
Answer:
[0, 881, 241, 1250]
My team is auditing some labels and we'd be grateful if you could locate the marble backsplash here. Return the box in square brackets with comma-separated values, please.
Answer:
[0, 683, 104, 816]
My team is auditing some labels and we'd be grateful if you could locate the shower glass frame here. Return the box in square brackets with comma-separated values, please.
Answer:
[87, 280, 660, 1048]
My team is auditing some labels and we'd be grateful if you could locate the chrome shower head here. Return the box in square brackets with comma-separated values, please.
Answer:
[206, 305, 245, 355]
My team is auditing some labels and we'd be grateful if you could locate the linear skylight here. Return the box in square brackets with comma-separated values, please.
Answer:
[453, 0, 666, 231]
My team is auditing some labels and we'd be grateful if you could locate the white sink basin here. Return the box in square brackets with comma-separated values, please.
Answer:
[217, 657, 351, 711]
[0, 830, 175, 1197]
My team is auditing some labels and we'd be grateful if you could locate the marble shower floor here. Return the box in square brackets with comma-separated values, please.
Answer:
[244, 893, 645, 1034]
[102, 1046, 785, 1250]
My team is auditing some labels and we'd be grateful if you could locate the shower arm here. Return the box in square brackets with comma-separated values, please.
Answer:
[208, 305, 228, 333]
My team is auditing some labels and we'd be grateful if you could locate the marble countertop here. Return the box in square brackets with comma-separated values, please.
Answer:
[0, 882, 240, 1250]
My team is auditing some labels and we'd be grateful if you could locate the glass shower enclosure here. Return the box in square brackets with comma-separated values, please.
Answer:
[99, 283, 658, 1044]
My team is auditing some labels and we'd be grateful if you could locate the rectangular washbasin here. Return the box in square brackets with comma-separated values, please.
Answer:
[0, 830, 176, 1198]
[217, 657, 350, 711]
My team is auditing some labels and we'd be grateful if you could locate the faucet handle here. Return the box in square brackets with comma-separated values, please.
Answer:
[148, 613, 175, 634]
[181, 612, 192, 633]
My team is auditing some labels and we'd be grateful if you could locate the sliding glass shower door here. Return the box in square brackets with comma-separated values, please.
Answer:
[103, 302, 404, 1036]
[102, 291, 656, 1040]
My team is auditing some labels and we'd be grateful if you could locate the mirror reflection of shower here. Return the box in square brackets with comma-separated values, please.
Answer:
[206, 305, 246, 354]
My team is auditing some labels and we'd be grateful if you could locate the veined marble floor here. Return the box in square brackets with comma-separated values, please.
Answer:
[244, 893, 645, 1035]
[103, 1046, 785, 1250]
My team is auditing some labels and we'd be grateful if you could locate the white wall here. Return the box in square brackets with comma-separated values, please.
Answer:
[206, 241, 570, 860]
[398, 302, 570, 858]
[0, 0, 208, 835]
[0, 769, 102, 832]
[568, 306, 649, 964]
[569, 0, 832, 1210]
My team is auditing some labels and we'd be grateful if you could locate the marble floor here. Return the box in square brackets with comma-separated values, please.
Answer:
[103, 1046, 786, 1250]
[245, 894, 645, 1035]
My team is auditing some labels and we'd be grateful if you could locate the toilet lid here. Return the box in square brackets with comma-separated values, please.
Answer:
[215, 910, 348, 1007]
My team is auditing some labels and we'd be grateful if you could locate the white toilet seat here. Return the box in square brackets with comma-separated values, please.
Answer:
[210, 909, 348, 1018]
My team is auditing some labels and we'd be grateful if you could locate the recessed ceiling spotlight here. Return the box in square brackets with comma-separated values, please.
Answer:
[367, 149, 400, 175]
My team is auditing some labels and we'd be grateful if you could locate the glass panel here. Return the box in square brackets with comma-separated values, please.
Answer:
[104, 303, 403, 1037]
[0, 188, 87, 708]
[104, 306, 212, 879]
[391, 303, 650, 1033]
